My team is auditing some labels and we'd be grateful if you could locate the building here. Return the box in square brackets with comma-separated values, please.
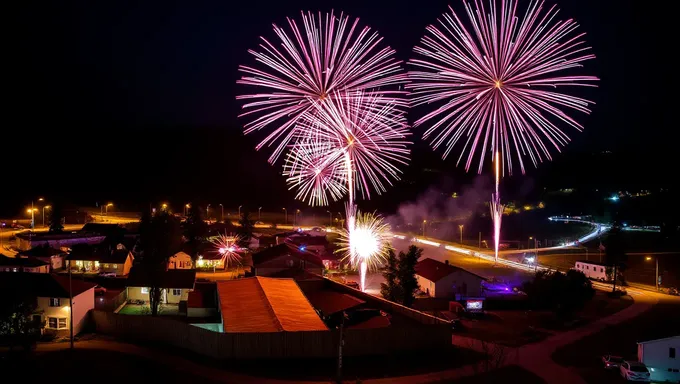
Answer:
[0, 255, 50, 273]
[216, 277, 327, 333]
[637, 336, 680, 383]
[16, 245, 67, 270]
[416, 258, 486, 298]
[251, 243, 323, 278]
[66, 244, 134, 276]
[187, 282, 218, 318]
[126, 267, 196, 307]
[0, 273, 95, 336]
[168, 251, 193, 269]
[574, 260, 610, 281]
[285, 233, 329, 255]
[15, 231, 105, 251]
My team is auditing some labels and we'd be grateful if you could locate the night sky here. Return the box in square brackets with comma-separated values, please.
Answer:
[5, 0, 673, 216]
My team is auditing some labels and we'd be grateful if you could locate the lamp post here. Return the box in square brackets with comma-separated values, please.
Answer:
[207, 204, 211, 220]
[458, 224, 464, 244]
[282, 208, 287, 224]
[295, 209, 301, 226]
[161, 203, 168, 211]
[43, 206, 51, 227]
[219, 204, 224, 222]
[646, 256, 659, 291]
[184, 204, 190, 216]
[422, 220, 427, 237]
[105, 203, 113, 215]
[258, 207, 262, 221]
[327, 211, 332, 227]
[238, 205, 242, 218]
[27, 208, 38, 230]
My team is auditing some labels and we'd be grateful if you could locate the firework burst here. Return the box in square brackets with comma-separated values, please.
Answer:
[336, 208, 391, 292]
[238, 11, 407, 164]
[408, 0, 598, 175]
[208, 233, 243, 268]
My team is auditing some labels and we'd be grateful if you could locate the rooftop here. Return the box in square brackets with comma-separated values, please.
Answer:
[217, 277, 327, 333]
[416, 258, 487, 282]
[16, 245, 66, 258]
[0, 255, 49, 268]
[66, 244, 132, 264]
[305, 290, 365, 316]
[0, 273, 95, 298]
[252, 243, 323, 267]
[126, 267, 196, 289]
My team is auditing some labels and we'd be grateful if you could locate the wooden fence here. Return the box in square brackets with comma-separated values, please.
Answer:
[90, 310, 449, 359]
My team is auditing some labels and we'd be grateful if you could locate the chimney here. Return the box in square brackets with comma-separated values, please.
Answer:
[445, 260, 450, 265]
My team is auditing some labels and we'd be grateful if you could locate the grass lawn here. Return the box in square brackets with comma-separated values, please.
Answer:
[552, 298, 679, 384]
[7, 349, 223, 384]
[431, 365, 545, 384]
[117, 304, 179, 316]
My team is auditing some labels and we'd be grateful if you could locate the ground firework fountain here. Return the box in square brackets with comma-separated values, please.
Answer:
[490, 152, 504, 263]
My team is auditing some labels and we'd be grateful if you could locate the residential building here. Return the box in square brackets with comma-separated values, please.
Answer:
[574, 260, 611, 281]
[66, 244, 134, 276]
[416, 258, 486, 298]
[0, 255, 50, 273]
[15, 231, 105, 251]
[638, 336, 680, 383]
[168, 251, 193, 269]
[0, 273, 95, 336]
[285, 233, 329, 255]
[16, 245, 66, 270]
[126, 267, 196, 306]
[216, 277, 327, 333]
[187, 281, 218, 318]
[251, 243, 323, 278]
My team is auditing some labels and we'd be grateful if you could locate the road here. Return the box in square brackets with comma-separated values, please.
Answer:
[0, 224, 86, 256]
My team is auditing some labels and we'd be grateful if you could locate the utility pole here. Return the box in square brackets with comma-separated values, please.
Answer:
[336, 311, 345, 383]
[656, 257, 659, 291]
[459, 225, 464, 245]
[327, 211, 332, 227]
[422, 220, 427, 237]
[69, 262, 74, 349]
[258, 207, 262, 221]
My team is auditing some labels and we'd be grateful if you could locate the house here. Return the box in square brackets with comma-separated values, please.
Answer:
[285, 233, 329, 255]
[187, 282, 218, 318]
[15, 231, 105, 251]
[0, 254, 50, 273]
[16, 245, 66, 270]
[216, 277, 327, 333]
[416, 258, 486, 298]
[168, 251, 193, 269]
[638, 336, 679, 383]
[574, 260, 610, 281]
[0, 273, 96, 336]
[252, 243, 323, 278]
[66, 244, 134, 276]
[126, 267, 196, 307]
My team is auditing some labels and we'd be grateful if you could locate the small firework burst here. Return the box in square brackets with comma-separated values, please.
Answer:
[209, 233, 243, 268]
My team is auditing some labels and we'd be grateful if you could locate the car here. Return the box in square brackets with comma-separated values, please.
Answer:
[602, 355, 624, 369]
[344, 281, 359, 289]
[619, 361, 650, 381]
[94, 285, 107, 295]
[669, 287, 679, 296]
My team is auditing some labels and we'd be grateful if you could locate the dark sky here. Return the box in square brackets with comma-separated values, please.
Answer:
[5, 0, 673, 215]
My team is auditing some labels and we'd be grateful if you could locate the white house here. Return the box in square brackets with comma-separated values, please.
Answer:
[638, 336, 679, 383]
[126, 267, 197, 307]
[0, 255, 50, 273]
[415, 258, 486, 298]
[168, 251, 193, 269]
[574, 260, 610, 281]
[0, 273, 96, 336]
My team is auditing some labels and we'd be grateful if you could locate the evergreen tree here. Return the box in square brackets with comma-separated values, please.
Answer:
[605, 223, 628, 292]
[397, 245, 422, 307]
[238, 208, 254, 244]
[380, 248, 402, 302]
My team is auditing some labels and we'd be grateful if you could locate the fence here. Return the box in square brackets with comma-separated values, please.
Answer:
[90, 310, 449, 359]
[95, 290, 128, 312]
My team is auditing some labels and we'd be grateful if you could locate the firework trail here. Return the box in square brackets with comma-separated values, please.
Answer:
[490, 152, 504, 263]
[238, 11, 407, 164]
[208, 233, 243, 268]
[408, 0, 598, 175]
[336, 209, 392, 292]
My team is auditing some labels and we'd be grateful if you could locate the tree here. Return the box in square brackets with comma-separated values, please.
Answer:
[0, 291, 41, 350]
[604, 223, 628, 292]
[137, 210, 182, 316]
[397, 245, 422, 308]
[522, 269, 595, 320]
[238, 208, 254, 244]
[380, 248, 402, 302]
[183, 204, 208, 258]
[48, 203, 64, 233]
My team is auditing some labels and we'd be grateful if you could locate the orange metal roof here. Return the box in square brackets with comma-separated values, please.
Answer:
[217, 277, 327, 333]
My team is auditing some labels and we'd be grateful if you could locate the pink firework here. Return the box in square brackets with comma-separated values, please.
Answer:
[408, 0, 598, 175]
[238, 11, 407, 164]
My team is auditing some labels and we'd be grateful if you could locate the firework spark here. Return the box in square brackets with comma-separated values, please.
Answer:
[408, 0, 598, 175]
[238, 11, 407, 164]
[336, 208, 391, 292]
[208, 233, 243, 268]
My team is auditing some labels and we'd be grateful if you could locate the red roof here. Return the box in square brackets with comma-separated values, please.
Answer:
[188, 282, 216, 308]
[305, 291, 365, 316]
[347, 315, 391, 329]
[416, 258, 486, 282]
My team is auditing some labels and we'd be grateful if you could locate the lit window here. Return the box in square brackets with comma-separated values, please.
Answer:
[104, 264, 109, 268]
[48, 318, 58, 328]
[58, 318, 67, 329]
[670, 347, 676, 358]
[172, 289, 181, 296]
[49, 298, 60, 307]
[112, 264, 118, 269]
[141, 287, 149, 294]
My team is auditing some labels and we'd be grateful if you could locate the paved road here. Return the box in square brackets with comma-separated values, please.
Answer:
[1, 224, 85, 256]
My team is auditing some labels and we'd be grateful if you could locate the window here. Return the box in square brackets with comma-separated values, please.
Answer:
[104, 264, 109, 268]
[48, 317, 67, 329]
[172, 289, 181, 296]
[670, 347, 676, 358]
[112, 264, 118, 269]
[141, 287, 149, 294]
[601, 268, 604, 272]
[49, 298, 60, 307]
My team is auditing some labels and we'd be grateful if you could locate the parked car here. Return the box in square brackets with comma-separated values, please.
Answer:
[619, 361, 650, 381]
[94, 285, 107, 295]
[602, 355, 624, 369]
[668, 287, 679, 296]
[344, 281, 359, 289]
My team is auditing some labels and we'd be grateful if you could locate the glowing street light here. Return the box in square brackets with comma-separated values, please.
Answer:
[422, 220, 427, 237]
[258, 207, 262, 221]
[184, 203, 190, 216]
[161, 203, 168, 211]
[327, 210, 332, 226]
[282, 208, 287, 224]
[43, 205, 51, 227]
[645, 256, 659, 291]
[106, 203, 113, 215]
[295, 209, 301, 226]
[459, 224, 464, 244]
[238, 205, 242, 217]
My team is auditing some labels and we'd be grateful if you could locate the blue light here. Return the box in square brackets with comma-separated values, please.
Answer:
[610, 195, 619, 202]
[622, 223, 627, 227]
[299, 246, 306, 252]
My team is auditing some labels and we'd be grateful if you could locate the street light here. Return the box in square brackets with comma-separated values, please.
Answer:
[422, 220, 427, 237]
[27, 208, 38, 229]
[238, 205, 242, 218]
[43, 206, 51, 227]
[327, 211, 332, 227]
[258, 207, 262, 221]
[458, 224, 464, 244]
[161, 203, 168, 211]
[207, 204, 211, 220]
[645, 256, 659, 291]
[106, 203, 113, 215]
[282, 208, 287, 224]
[295, 209, 301, 226]
[184, 204, 190, 216]
[219, 204, 224, 222]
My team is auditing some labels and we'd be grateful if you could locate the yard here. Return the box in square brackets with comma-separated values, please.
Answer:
[117, 303, 180, 316]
